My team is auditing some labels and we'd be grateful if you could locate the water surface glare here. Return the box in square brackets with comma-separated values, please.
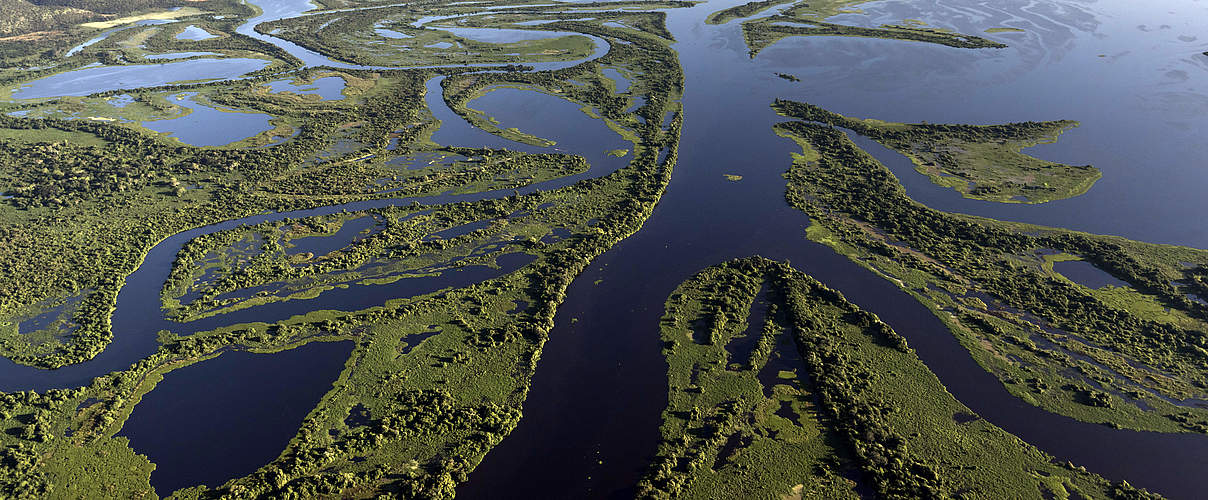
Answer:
[461, 0, 1208, 498]
[11, 59, 270, 99]
[6, 0, 1208, 497]
[142, 92, 275, 146]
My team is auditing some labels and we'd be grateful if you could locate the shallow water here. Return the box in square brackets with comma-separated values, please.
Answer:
[1054, 260, 1131, 289]
[142, 92, 275, 146]
[266, 76, 347, 100]
[461, 1, 1208, 499]
[284, 215, 380, 256]
[602, 67, 630, 92]
[65, 19, 179, 57]
[176, 25, 218, 40]
[11, 58, 270, 99]
[375, 26, 412, 38]
[6, 0, 1208, 497]
[144, 51, 223, 60]
[0, 71, 629, 393]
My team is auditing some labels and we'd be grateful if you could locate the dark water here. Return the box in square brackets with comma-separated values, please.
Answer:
[6, 0, 1208, 497]
[284, 215, 380, 256]
[461, 1, 1208, 499]
[0, 71, 628, 394]
[1054, 260, 1131, 289]
[118, 340, 353, 496]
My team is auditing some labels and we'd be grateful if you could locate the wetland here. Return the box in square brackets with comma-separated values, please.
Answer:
[0, 0, 1206, 498]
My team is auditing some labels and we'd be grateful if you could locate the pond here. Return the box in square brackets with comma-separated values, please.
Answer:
[602, 67, 630, 93]
[176, 25, 218, 41]
[7, 0, 1208, 498]
[266, 76, 347, 100]
[141, 92, 275, 147]
[145, 51, 223, 60]
[118, 340, 354, 495]
[1054, 260, 1131, 289]
[11, 58, 271, 99]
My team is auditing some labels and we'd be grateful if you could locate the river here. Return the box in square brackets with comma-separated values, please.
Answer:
[461, 0, 1208, 498]
[5, 0, 1208, 497]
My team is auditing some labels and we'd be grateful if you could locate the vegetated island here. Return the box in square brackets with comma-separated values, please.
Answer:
[773, 98, 1208, 435]
[788, 102, 1101, 203]
[742, 17, 1007, 57]
[638, 256, 1156, 499]
[704, 0, 796, 25]
[0, 2, 694, 497]
[707, 0, 1007, 57]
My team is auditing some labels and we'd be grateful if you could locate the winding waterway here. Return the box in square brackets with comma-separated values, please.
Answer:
[463, 0, 1208, 498]
[6, 0, 1208, 497]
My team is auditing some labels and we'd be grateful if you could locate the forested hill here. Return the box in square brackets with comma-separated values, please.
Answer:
[0, 0, 197, 37]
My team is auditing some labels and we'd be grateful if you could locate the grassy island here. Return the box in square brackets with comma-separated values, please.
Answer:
[639, 257, 1154, 499]
[0, 1, 691, 496]
[706, 0, 1007, 57]
[784, 102, 1101, 203]
[774, 99, 1208, 435]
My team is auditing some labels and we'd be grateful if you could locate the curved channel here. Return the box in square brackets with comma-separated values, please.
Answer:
[0, 70, 631, 392]
[460, 1, 1208, 499]
[7, 0, 1208, 498]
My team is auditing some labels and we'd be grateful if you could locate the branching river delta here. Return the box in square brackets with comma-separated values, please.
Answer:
[0, 0, 1198, 498]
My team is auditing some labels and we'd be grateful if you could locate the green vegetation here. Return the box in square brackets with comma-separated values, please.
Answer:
[0, 108, 682, 498]
[639, 257, 1155, 499]
[0, 0, 276, 69]
[742, 17, 1006, 57]
[774, 99, 1208, 434]
[0, 0, 686, 372]
[704, 0, 795, 25]
[0, 0, 1190, 496]
[0, 2, 692, 496]
[0, 68, 431, 368]
[789, 103, 1100, 203]
[708, 0, 865, 26]
[79, 7, 206, 29]
[254, 1, 689, 68]
[718, 0, 1007, 57]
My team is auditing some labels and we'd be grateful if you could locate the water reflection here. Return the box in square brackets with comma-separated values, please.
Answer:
[142, 92, 275, 146]
[12, 58, 270, 99]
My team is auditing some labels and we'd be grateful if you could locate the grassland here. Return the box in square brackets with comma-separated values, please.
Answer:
[639, 257, 1155, 499]
[742, 17, 1006, 57]
[254, 2, 631, 68]
[0, 68, 436, 368]
[79, 7, 207, 30]
[791, 104, 1101, 203]
[0, 2, 690, 496]
[705, 0, 796, 25]
[710, 0, 1008, 57]
[774, 99, 1208, 435]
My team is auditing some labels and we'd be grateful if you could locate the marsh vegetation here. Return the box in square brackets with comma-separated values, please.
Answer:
[776, 99, 1208, 435]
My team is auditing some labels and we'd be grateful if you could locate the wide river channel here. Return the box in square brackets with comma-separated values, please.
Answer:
[6, 0, 1208, 497]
